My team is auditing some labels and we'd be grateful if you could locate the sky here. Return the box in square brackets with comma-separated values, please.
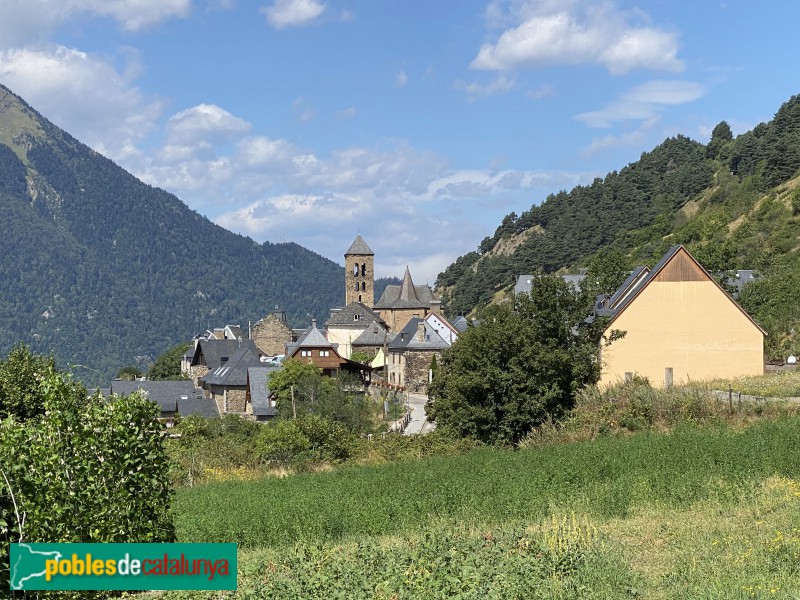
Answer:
[1, 1, 800, 284]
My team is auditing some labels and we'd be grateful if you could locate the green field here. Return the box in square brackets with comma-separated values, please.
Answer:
[156, 418, 800, 598]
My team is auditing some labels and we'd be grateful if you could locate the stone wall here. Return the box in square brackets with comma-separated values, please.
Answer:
[190, 365, 209, 387]
[225, 388, 247, 413]
[402, 350, 441, 393]
[251, 314, 293, 356]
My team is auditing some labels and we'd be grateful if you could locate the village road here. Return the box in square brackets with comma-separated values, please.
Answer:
[403, 392, 436, 435]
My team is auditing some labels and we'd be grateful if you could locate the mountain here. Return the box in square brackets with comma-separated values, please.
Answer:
[0, 85, 343, 382]
[437, 94, 800, 359]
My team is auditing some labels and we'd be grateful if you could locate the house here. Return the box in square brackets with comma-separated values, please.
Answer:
[352, 322, 393, 359]
[425, 312, 459, 345]
[108, 380, 217, 424]
[594, 245, 766, 387]
[286, 319, 347, 376]
[325, 302, 387, 359]
[246, 366, 280, 421]
[387, 317, 450, 392]
[201, 344, 262, 414]
[250, 309, 293, 356]
[184, 338, 261, 385]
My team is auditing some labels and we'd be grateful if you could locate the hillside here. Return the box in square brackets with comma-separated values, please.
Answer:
[0, 85, 342, 382]
[437, 94, 800, 358]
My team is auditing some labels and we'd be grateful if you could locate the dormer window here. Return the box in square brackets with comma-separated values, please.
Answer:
[354, 314, 360, 321]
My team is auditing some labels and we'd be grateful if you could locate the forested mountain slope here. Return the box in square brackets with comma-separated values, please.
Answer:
[0, 85, 342, 381]
[437, 95, 800, 359]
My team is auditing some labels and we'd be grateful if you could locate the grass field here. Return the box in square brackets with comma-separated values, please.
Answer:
[153, 418, 800, 598]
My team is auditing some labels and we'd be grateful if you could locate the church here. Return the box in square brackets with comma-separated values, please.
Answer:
[343, 235, 441, 332]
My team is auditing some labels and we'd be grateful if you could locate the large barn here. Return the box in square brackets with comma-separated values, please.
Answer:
[596, 245, 765, 387]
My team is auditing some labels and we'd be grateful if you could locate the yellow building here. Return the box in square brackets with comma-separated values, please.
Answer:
[597, 245, 765, 388]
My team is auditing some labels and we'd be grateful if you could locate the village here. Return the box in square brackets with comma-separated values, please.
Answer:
[101, 234, 779, 433]
[102, 235, 463, 430]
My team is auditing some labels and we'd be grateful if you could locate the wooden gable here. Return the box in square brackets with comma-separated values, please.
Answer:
[653, 248, 706, 282]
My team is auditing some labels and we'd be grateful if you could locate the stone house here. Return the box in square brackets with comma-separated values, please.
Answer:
[201, 344, 262, 414]
[595, 245, 766, 387]
[387, 317, 450, 392]
[250, 309, 293, 356]
[184, 338, 261, 386]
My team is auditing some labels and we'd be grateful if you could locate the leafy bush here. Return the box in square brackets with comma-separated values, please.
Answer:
[0, 372, 174, 588]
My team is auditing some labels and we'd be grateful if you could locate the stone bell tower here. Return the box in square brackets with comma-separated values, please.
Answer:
[345, 235, 374, 306]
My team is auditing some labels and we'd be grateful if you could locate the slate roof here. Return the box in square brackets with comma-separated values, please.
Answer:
[352, 323, 393, 347]
[345, 235, 374, 256]
[285, 322, 338, 356]
[388, 318, 450, 351]
[374, 267, 437, 309]
[202, 345, 261, 387]
[192, 338, 259, 370]
[452, 316, 469, 332]
[109, 380, 197, 414]
[327, 302, 385, 328]
[178, 393, 219, 418]
[247, 366, 280, 417]
[516, 273, 587, 296]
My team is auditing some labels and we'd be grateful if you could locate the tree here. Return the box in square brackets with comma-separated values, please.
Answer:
[428, 276, 610, 445]
[148, 342, 190, 380]
[0, 369, 174, 587]
[580, 249, 631, 301]
[268, 360, 376, 432]
[116, 365, 143, 380]
[0, 344, 59, 420]
[707, 120, 733, 159]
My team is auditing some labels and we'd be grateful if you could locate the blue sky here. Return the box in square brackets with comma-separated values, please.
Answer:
[1, 1, 799, 283]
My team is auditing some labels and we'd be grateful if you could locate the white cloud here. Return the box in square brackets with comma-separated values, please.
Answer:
[574, 80, 705, 127]
[527, 84, 555, 100]
[471, 1, 682, 75]
[581, 116, 661, 156]
[0, 0, 190, 47]
[165, 104, 251, 146]
[456, 74, 515, 98]
[260, 0, 325, 29]
[396, 69, 408, 87]
[0, 45, 164, 160]
[336, 107, 357, 119]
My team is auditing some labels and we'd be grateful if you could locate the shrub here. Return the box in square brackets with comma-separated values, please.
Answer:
[0, 372, 174, 587]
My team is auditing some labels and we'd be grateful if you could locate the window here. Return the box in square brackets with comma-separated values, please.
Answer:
[358, 294, 362, 302]
[353, 264, 359, 276]
[361, 263, 366, 276]
[354, 314, 360, 321]
[320, 350, 330, 357]
[301, 350, 311, 357]
[361, 281, 366, 291]
[355, 282, 360, 291]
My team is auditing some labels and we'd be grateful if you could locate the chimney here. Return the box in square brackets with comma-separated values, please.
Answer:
[416, 321, 426, 342]
[311, 318, 317, 328]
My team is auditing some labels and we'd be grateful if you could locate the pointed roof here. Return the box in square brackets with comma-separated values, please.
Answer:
[398, 266, 420, 303]
[285, 321, 339, 357]
[600, 245, 766, 336]
[345, 235, 374, 256]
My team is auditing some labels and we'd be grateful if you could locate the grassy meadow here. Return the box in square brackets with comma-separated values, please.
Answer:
[150, 416, 800, 599]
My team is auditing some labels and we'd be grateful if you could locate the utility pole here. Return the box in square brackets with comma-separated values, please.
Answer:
[291, 384, 296, 419]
